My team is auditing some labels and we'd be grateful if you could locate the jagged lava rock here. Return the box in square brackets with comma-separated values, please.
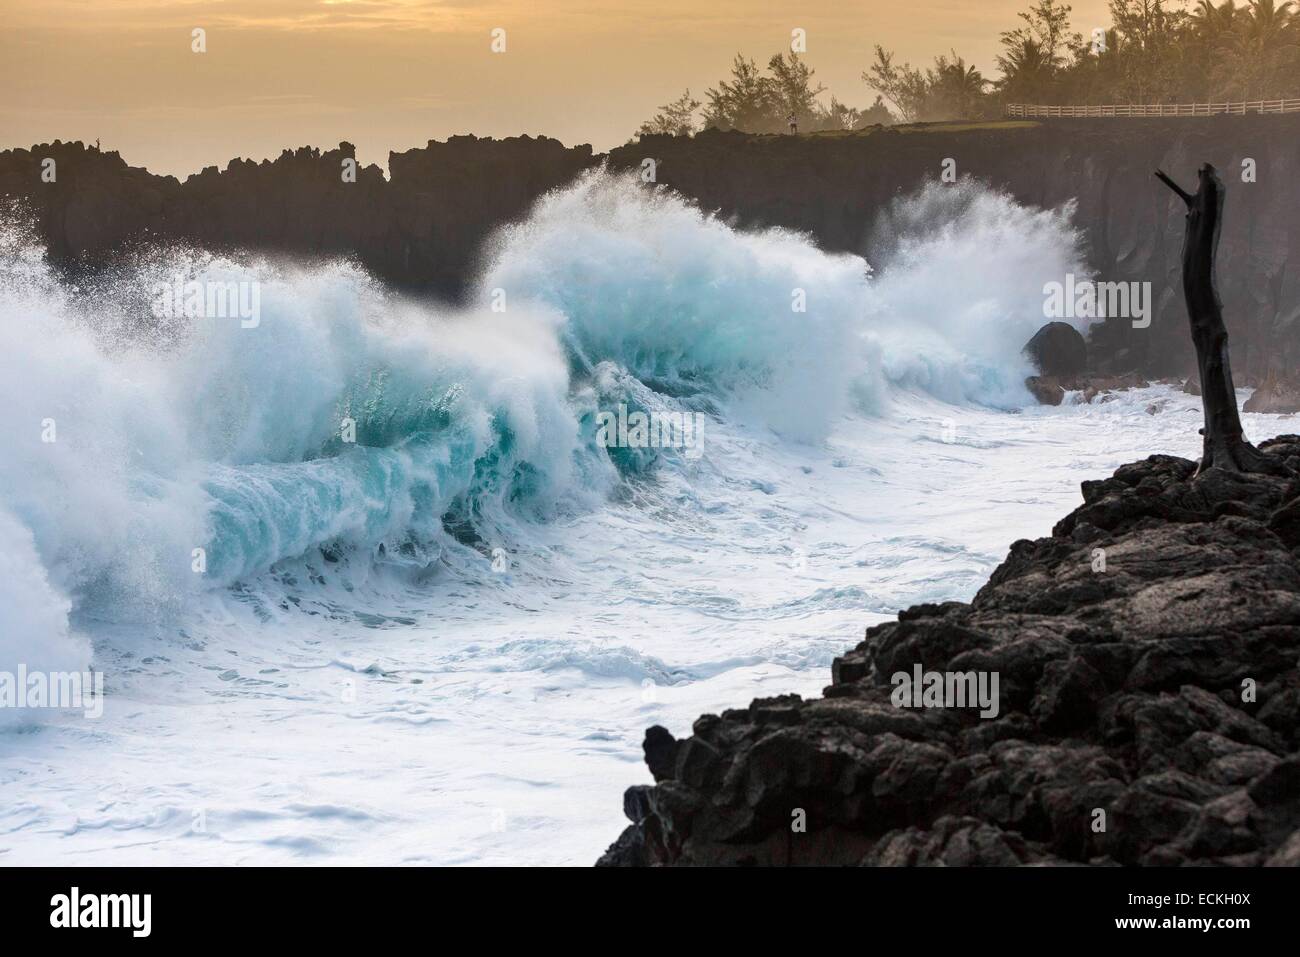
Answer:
[9, 116, 1300, 381]
[598, 435, 1300, 866]
[0, 136, 594, 300]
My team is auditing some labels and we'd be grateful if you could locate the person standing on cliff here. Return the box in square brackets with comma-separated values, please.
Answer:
[787, 112, 798, 134]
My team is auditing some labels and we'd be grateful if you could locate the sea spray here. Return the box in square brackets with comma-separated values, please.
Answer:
[866, 178, 1091, 406]
[482, 172, 1091, 421]
[479, 169, 869, 442]
[0, 171, 1092, 699]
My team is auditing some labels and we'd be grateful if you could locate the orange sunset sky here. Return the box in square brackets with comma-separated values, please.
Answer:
[2, 0, 1115, 177]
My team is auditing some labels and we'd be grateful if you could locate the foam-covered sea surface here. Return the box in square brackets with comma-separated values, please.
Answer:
[1, 173, 1289, 864]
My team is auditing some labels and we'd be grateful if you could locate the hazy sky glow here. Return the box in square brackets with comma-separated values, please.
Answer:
[2, 0, 1113, 176]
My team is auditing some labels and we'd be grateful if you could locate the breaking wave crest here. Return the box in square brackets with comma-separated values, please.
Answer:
[0, 171, 1088, 685]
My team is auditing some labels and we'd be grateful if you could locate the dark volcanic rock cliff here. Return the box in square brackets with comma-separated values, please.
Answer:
[598, 437, 1300, 866]
[4, 116, 1300, 377]
[610, 118, 1300, 384]
[0, 136, 593, 300]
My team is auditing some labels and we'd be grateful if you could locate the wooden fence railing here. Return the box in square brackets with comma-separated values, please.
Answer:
[1006, 99, 1300, 117]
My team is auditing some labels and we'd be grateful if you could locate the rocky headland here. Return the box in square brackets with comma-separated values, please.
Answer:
[0, 137, 594, 300]
[598, 436, 1300, 866]
[6, 116, 1300, 384]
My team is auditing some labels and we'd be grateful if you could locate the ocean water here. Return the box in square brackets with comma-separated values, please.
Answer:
[0, 173, 1288, 865]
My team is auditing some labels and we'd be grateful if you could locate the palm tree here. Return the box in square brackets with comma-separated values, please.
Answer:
[1243, 0, 1295, 44]
[996, 36, 1057, 103]
[931, 54, 989, 116]
[941, 57, 988, 99]
[1191, 0, 1241, 44]
[1189, 0, 1243, 97]
[1219, 0, 1298, 97]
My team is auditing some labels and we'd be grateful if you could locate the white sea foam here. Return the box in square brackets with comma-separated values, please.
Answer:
[0, 174, 1253, 863]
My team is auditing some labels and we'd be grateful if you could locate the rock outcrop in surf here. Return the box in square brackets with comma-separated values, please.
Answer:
[1023, 321, 1089, 405]
[1024, 321, 1088, 379]
[598, 436, 1300, 866]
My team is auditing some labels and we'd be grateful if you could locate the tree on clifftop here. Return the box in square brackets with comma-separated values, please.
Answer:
[696, 52, 867, 134]
[860, 95, 897, 126]
[702, 55, 781, 132]
[863, 46, 990, 121]
[996, 36, 1058, 102]
[637, 89, 703, 137]
[766, 52, 829, 130]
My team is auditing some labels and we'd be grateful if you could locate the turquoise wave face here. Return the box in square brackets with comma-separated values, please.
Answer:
[0, 170, 1090, 667]
[200, 408, 614, 585]
[478, 170, 872, 442]
[176, 281, 611, 585]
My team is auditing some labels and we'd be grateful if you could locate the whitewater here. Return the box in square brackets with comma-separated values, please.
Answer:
[0, 171, 1289, 864]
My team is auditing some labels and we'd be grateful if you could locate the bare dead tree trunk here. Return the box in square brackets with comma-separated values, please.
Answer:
[1155, 163, 1279, 476]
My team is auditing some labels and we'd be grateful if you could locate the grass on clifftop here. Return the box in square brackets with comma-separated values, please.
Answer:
[662, 120, 1042, 146]
[805, 120, 1042, 138]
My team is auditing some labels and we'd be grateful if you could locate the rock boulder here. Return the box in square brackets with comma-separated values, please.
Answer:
[1024, 322, 1088, 378]
[599, 435, 1300, 866]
